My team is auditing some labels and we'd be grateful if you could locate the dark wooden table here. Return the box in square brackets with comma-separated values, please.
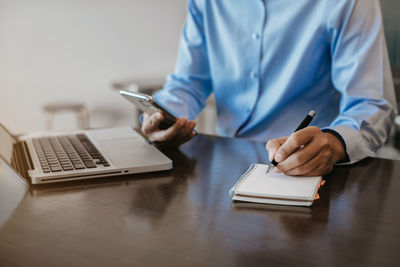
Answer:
[1, 134, 400, 266]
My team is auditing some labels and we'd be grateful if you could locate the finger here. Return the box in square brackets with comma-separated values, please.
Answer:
[265, 137, 287, 162]
[274, 126, 320, 163]
[177, 129, 197, 144]
[149, 118, 187, 142]
[281, 150, 324, 176]
[181, 120, 196, 137]
[190, 120, 198, 135]
[188, 120, 196, 130]
[274, 137, 321, 172]
[141, 113, 150, 133]
[146, 112, 164, 131]
[148, 117, 195, 145]
[283, 150, 334, 176]
[172, 119, 197, 143]
[142, 112, 164, 135]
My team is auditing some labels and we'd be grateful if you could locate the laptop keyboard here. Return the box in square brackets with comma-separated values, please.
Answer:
[32, 134, 110, 173]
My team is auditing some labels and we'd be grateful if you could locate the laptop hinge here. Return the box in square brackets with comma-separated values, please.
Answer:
[21, 140, 34, 170]
[11, 141, 33, 179]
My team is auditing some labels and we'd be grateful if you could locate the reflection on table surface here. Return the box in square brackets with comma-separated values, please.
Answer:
[0, 134, 399, 266]
[0, 161, 28, 228]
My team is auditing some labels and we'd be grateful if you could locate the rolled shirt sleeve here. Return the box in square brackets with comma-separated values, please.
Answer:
[152, 0, 212, 120]
[326, 0, 397, 163]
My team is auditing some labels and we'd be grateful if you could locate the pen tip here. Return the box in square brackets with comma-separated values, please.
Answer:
[309, 110, 316, 117]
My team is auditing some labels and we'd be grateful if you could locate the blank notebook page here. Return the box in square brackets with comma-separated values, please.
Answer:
[236, 164, 321, 200]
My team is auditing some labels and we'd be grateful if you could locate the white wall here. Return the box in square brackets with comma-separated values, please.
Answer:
[0, 0, 186, 133]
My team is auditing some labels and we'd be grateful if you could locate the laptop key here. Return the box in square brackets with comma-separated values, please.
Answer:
[72, 163, 86, 169]
[41, 165, 50, 170]
[62, 165, 74, 171]
[84, 161, 97, 168]
[50, 166, 62, 172]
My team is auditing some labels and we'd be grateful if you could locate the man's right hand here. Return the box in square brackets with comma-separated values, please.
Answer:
[141, 112, 197, 147]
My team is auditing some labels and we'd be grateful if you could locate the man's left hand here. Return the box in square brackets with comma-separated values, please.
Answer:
[265, 126, 346, 176]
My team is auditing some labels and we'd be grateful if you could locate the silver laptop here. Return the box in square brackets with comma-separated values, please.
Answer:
[0, 123, 172, 184]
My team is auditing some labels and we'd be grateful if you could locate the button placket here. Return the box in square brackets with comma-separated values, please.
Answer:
[233, 1, 266, 136]
[252, 33, 260, 40]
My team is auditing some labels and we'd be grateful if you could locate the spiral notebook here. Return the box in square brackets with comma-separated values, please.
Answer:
[229, 164, 322, 206]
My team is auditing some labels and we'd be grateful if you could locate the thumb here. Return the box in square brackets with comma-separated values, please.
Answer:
[265, 137, 288, 162]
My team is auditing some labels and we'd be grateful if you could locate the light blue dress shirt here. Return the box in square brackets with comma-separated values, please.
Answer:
[153, 0, 397, 163]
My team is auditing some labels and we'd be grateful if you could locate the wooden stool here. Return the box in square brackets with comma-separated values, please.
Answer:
[43, 103, 89, 131]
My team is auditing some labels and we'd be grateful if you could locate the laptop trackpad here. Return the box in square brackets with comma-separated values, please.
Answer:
[99, 138, 169, 168]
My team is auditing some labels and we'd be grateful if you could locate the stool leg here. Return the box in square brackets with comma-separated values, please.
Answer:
[78, 108, 89, 129]
[45, 111, 53, 131]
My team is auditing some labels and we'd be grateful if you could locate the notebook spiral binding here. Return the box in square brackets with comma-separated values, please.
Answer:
[229, 163, 261, 198]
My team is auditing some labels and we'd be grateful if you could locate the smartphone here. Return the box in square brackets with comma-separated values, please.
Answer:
[120, 90, 177, 130]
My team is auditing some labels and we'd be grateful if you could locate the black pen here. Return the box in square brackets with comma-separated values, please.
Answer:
[271, 110, 316, 166]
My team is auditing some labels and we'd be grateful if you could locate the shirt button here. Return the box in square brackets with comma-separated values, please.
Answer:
[252, 33, 260, 40]
[250, 72, 258, 79]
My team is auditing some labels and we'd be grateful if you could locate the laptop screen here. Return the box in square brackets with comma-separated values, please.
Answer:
[0, 124, 17, 165]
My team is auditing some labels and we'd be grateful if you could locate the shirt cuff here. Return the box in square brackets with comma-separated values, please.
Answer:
[322, 125, 373, 165]
[321, 128, 350, 164]
[139, 113, 144, 125]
